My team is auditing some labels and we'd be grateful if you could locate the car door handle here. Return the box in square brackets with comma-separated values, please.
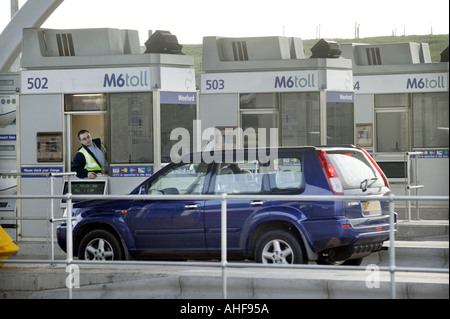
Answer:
[184, 204, 198, 209]
[251, 200, 264, 206]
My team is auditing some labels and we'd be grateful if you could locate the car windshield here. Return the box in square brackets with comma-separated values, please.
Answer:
[326, 150, 385, 190]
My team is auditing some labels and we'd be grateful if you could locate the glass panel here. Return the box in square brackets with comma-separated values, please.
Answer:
[327, 150, 385, 189]
[377, 162, 406, 179]
[241, 113, 278, 148]
[327, 102, 354, 145]
[110, 93, 153, 163]
[240, 93, 278, 109]
[374, 94, 409, 108]
[214, 158, 303, 194]
[376, 111, 409, 152]
[148, 162, 208, 195]
[412, 92, 449, 148]
[160, 104, 196, 163]
[65, 94, 106, 111]
[281, 92, 320, 146]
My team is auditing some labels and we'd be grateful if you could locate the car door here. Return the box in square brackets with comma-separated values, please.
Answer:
[128, 162, 211, 256]
[204, 161, 269, 255]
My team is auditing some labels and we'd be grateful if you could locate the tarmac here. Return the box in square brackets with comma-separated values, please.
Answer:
[0, 217, 448, 299]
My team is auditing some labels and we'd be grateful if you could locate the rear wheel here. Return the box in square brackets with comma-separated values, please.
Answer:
[78, 229, 123, 261]
[255, 230, 307, 264]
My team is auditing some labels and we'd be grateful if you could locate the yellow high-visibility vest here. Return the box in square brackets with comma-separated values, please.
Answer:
[78, 147, 102, 171]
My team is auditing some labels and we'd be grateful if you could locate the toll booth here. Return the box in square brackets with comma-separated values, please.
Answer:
[0, 72, 20, 239]
[341, 42, 449, 203]
[199, 36, 354, 150]
[18, 28, 197, 239]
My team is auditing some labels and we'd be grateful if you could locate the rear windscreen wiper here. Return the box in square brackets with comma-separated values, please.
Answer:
[360, 177, 378, 192]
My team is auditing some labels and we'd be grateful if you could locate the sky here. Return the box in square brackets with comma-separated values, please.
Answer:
[1, 0, 449, 45]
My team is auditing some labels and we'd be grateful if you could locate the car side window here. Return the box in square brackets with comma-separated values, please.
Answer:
[148, 162, 208, 195]
[214, 161, 262, 194]
[214, 157, 303, 194]
[268, 158, 304, 193]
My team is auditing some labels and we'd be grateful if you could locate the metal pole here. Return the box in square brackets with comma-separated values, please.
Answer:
[406, 153, 412, 221]
[66, 175, 73, 299]
[414, 155, 420, 220]
[50, 175, 55, 260]
[388, 196, 396, 299]
[221, 194, 228, 299]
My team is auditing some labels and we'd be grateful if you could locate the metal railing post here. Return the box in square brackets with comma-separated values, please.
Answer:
[221, 193, 228, 299]
[50, 174, 55, 261]
[66, 174, 73, 299]
[406, 152, 424, 221]
[388, 195, 396, 299]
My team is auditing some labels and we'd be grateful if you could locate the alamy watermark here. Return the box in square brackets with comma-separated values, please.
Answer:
[365, 264, 380, 289]
[66, 264, 80, 289]
[169, 120, 279, 164]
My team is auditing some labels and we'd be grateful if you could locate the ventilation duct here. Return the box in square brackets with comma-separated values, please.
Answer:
[310, 39, 341, 58]
[440, 46, 449, 62]
[144, 30, 183, 54]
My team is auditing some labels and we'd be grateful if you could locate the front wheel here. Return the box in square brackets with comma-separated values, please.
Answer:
[255, 230, 307, 264]
[78, 229, 123, 261]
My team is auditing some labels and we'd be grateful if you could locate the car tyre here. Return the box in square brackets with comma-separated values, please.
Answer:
[78, 229, 123, 261]
[255, 230, 306, 264]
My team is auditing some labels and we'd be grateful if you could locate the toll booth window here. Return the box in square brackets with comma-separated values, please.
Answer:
[65, 94, 107, 111]
[326, 102, 354, 145]
[240, 93, 279, 148]
[110, 93, 153, 163]
[161, 103, 196, 163]
[412, 92, 449, 148]
[376, 162, 406, 179]
[241, 113, 278, 148]
[375, 94, 410, 152]
[240, 93, 278, 109]
[281, 92, 320, 146]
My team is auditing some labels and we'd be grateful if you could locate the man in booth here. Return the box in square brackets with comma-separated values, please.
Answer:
[71, 129, 107, 179]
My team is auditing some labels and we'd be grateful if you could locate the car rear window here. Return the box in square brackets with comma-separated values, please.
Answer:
[325, 150, 385, 190]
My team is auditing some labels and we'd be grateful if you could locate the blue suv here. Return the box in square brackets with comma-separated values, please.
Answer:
[57, 146, 395, 265]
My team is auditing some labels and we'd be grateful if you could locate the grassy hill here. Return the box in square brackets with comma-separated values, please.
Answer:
[181, 34, 449, 74]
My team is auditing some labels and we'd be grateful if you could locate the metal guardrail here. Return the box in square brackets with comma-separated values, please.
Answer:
[0, 176, 448, 299]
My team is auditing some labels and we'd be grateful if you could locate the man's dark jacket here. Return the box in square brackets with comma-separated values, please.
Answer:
[71, 138, 104, 178]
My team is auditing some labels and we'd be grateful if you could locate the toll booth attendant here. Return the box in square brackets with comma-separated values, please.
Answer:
[71, 129, 107, 179]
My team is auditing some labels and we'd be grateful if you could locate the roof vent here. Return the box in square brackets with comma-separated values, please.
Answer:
[310, 39, 341, 58]
[440, 46, 449, 62]
[144, 30, 183, 54]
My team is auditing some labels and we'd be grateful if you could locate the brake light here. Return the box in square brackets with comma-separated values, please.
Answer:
[358, 148, 390, 189]
[316, 150, 344, 194]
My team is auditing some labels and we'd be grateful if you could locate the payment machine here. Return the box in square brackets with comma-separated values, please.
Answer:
[0, 73, 20, 239]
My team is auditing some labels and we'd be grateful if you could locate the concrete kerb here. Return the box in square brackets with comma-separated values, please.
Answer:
[1, 263, 448, 299]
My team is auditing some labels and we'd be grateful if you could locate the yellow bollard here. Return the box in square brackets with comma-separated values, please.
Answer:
[0, 225, 19, 267]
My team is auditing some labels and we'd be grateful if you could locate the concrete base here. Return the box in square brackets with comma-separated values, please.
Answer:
[1, 263, 448, 299]
[2, 219, 447, 299]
